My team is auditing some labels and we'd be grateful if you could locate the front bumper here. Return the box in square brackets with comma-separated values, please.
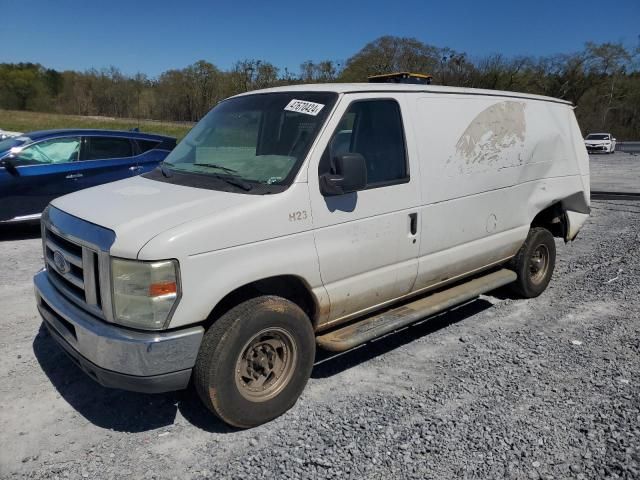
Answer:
[586, 144, 610, 152]
[0, 213, 42, 224]
[34, 270, 204, 393]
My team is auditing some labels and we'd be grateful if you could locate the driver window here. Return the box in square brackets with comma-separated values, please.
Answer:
[320, 99, 408, 188]
[14, 138, 80, 166]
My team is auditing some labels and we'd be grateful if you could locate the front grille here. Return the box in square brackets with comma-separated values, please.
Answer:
[43, 223, 104, 319]
[39, 295, 77, 341]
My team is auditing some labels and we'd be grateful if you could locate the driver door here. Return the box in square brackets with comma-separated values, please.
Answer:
[309, 96, 421, 325]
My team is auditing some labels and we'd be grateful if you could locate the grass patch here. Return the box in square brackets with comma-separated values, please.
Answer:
[0, 110, 193, 141]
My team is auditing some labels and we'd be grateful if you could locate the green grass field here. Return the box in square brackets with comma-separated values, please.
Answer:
[0, 110, 193, 141]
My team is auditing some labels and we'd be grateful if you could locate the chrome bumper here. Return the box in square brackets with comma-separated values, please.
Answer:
[0, 213, 42, 224]
[34, 269, 204, 393]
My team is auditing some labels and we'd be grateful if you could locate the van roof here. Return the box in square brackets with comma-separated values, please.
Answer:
[235, 83, 573, 106]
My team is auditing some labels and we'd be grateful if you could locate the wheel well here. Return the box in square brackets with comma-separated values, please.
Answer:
[205, 275, 318, 328]
[531, 202, 567, 239]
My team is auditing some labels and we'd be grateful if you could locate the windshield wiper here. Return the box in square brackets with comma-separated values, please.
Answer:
[160, 162, 173, 178]
[159, 162, 251, 191]
[191, 163, 252, 191]
[211, 174, 253, 191]
[192, 163, 238, 174]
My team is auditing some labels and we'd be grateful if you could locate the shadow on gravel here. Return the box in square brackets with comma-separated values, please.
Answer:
[32, 298, 494, 433]
[485, 285, 516, 300]
[32, 324, 235, 434]
[312, 298, 494, 379]
[0, 222, 41, 241]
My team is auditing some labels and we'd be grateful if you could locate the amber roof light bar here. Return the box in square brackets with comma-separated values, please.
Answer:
[367, 72, 433, 85]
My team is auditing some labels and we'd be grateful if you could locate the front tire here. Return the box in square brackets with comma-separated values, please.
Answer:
[509, 227, 556, 298]
[194, 296, 315, 428]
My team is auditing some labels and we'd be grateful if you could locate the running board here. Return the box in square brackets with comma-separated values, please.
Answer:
[316, 269, 517, 352]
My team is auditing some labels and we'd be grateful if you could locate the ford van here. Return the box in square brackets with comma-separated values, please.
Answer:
[34, 83, 590, 427]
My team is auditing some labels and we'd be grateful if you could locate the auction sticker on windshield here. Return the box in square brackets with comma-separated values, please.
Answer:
[284, 99, 325, 116]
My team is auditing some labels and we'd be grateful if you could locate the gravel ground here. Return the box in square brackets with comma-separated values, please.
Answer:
[1, 155, 639, 479]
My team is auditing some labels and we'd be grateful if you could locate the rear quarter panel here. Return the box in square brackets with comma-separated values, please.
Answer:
[409, 94, 587, 291]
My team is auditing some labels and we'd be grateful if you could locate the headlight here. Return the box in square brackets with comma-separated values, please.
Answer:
[111, 258, 181, 330]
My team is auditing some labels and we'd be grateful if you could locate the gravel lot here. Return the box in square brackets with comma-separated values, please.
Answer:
[1, 154, 639, 479]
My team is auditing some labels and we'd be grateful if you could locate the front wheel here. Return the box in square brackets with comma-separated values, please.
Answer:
[509, 227, 556, 298]
[194, 296, 316, 428]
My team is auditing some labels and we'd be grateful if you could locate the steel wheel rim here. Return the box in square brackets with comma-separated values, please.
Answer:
[235, 327, 297, 402]
[529, 244, 549, 285]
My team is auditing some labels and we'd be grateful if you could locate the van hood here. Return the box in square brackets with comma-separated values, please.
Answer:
[51, 176, 265, 257]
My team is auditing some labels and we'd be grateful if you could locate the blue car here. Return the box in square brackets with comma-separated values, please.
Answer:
[0, 129, 176, 223]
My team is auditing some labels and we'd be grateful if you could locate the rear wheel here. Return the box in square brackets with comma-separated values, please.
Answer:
[509, 227, 556, 298]
[194, 296, 315, 428]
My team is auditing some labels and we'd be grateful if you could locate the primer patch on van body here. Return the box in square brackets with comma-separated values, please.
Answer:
[447, 101, 527, 175]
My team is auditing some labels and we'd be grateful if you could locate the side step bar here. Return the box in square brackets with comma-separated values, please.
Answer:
[316, 269, 517, 352]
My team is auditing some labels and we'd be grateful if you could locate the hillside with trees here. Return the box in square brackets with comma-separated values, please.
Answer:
[1, 36, 638, 138]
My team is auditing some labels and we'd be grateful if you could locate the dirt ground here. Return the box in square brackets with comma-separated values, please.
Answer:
[0, 154, 638, 479]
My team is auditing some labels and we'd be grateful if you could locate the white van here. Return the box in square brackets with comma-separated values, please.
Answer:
[34, 83, 590, 427]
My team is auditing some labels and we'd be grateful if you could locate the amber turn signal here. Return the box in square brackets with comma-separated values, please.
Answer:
[148, 281, 177, 297]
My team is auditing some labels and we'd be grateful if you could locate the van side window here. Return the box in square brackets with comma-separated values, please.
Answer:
[320, 99, 408, 188]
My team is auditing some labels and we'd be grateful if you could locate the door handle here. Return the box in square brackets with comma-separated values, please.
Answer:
[129, 165, 143, 171]
[65, 173, 83, 179]
[409, 213, 418, 235]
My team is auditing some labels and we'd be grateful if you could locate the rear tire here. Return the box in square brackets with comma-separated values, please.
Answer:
[194, 296, 315, 428]
[509, 227, 556, 298]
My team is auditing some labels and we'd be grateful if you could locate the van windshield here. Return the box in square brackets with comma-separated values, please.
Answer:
[155, 92, 337, 193]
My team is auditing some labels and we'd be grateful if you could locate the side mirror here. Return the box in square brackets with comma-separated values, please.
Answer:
[320, 153, 367, 196]
[0, 157, 18, 176]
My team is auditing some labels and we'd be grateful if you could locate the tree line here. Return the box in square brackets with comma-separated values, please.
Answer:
[1, 36, 638, 139]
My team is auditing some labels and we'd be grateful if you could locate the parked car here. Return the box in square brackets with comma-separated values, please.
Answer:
[584, 132, 616, 153]
[0, 129, 176, 223]
[34, 84, 590, 428]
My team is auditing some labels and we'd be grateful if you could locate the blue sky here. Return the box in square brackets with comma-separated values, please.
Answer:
[2, 0, 638, 77]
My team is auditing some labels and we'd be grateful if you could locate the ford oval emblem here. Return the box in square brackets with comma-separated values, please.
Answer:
[53, 250, 70, 274]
